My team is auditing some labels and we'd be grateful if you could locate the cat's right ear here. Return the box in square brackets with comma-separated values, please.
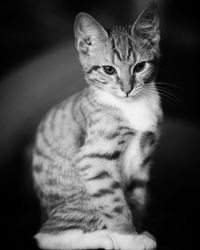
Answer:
[74, 13, 108, 55]
[131, 2, 160, 47]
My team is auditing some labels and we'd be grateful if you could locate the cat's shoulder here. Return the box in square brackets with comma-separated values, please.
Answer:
[37, 89, 86, 131]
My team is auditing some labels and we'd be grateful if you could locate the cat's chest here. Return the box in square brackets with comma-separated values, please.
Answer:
[119, 100, 158, 131]
[97, 91, 160, 132]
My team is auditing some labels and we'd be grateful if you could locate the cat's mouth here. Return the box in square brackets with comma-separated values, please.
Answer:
[121, 89, 143, 99]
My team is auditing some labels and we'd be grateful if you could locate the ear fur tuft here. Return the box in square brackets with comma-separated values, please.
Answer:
[132, 2, 160, 45]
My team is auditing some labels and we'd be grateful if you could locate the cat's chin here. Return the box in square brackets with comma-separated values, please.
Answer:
[111, 93, 134, 101]
[115, 92, 143, 101]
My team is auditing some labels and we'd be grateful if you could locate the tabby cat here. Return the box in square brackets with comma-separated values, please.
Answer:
[33, 2, 163, 250]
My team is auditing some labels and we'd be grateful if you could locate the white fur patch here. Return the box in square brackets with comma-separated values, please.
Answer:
[95, 88, 161, 182]
[111, 231, 157, 250]
[35, 230, 156, 250]
[35, 230, 114, 250]
[95, 88, 161, 132]
[122, 134, 142, 182]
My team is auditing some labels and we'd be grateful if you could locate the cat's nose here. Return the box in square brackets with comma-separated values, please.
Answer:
[124, 88, 133, 96]
[119, 79, 134, 96]
[121, 84, 133, 96]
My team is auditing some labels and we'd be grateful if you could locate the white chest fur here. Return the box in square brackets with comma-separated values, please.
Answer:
[96, 90, 161, 132]
[96, 89, 162, 183]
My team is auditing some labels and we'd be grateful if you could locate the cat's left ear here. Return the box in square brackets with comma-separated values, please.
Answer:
[131, 2, 160, 46]
[74, 13, 108, 55]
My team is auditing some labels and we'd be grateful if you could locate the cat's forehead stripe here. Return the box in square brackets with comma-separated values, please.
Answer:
[109, 28, 136, 63]
[110, 36, 122, 62]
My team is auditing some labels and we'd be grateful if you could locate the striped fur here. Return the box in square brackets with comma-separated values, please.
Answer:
[33, 2, 162, 250]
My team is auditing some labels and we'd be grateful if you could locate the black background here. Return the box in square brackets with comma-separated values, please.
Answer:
[0, 0, 200, 249]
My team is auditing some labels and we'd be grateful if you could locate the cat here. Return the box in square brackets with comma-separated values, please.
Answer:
[32, 2, 163, 250]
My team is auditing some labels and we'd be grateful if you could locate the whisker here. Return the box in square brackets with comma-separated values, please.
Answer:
[145, 83, 182, 104]
[155, 81, 183, 90]
[156, 87, 182, 104]
[144, 88, 179, 107]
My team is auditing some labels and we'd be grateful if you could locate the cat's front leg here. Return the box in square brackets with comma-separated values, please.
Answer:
[122, 131, 159, 231]
[75, 133, 156, 249]
[76, 144, 134, 233]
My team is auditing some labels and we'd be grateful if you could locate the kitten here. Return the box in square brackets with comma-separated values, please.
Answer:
[33, 2, 162, 250]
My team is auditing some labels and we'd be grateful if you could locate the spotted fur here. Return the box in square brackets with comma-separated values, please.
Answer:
[33, 2, 162, 250]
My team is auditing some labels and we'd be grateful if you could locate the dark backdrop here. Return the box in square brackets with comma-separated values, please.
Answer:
[0, 0, 199, 249]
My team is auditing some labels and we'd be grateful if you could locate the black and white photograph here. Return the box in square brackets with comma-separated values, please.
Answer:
[0, 0, 199, 249]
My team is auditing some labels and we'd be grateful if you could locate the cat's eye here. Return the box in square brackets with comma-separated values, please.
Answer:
[103, 65, 117, 75]
[133, 62, 146, 73]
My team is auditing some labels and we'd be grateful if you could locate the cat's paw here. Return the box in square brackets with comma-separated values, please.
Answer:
[35, 229, 115, 250]
[131, 232, 157, 250]
[83, 230, 115, 250]
[111, 231, 157, 250]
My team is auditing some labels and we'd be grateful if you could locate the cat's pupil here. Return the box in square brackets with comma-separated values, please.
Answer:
[103, 65, 116, 75]
[133, 62, 146, 73]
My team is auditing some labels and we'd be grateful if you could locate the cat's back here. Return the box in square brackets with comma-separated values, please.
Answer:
[37, 90, 84, 134]
[33, 89, 86, 164]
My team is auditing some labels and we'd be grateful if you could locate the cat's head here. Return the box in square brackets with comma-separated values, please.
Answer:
[74, 2, 160, 99]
